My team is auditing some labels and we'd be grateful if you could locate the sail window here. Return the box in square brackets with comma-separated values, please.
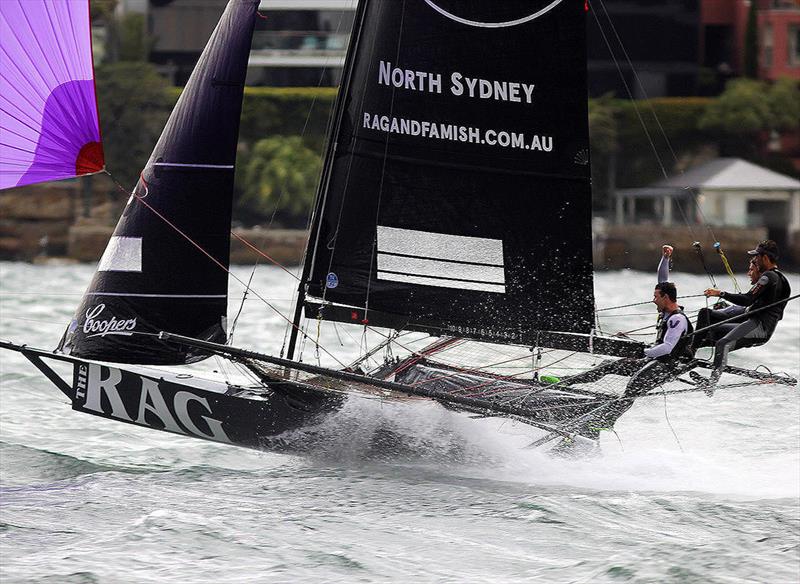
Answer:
[98, 237, 143, 272]
[376, 226, 505, 293]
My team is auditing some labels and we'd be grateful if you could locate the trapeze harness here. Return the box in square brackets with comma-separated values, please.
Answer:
[653, 308, 694, 361]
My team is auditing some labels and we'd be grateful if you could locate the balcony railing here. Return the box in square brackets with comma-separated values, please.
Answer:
[252, 31, 349, 52]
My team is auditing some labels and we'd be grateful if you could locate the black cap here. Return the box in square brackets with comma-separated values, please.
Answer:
[747, 240, 779, 260]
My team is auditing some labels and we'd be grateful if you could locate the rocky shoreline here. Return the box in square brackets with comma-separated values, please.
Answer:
[2, 182, 794, 271]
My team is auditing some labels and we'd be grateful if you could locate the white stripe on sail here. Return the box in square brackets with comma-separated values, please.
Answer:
[377, 272, 506, 293]
[152, 162, 234, 169]
[376, 226, 504, 265]
[376, 226, 505, 293]
[85, 293, 226, 298]
[98, 236, 142, 272]
[377, 254, 505, 284]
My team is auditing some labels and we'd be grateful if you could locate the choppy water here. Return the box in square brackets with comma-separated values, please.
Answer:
[1, 262, 798, 583]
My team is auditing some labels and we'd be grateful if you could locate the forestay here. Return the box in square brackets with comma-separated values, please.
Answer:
[302, 0, 595, 346]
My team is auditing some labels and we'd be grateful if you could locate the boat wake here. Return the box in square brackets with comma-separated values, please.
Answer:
[253, 392, 800, 500]
[262, 396, 515, 465]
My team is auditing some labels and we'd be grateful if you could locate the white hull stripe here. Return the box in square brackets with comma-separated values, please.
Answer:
[152, 162, 234, 169]
[98, 237, 142, 272]
[376, 226, 505, 294]
[86, 293, 226, 298]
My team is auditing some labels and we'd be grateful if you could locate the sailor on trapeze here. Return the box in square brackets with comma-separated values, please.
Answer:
[695, 240, 791, 386]
[562, 244, 694, 395]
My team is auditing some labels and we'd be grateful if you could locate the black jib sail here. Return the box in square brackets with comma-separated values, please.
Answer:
[301, 0, 595, 347]
[59, 0, 259, 364]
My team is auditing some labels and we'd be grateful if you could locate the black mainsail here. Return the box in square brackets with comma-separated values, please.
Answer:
[59, 0, 259, 364]
[299, 0, 595, 348]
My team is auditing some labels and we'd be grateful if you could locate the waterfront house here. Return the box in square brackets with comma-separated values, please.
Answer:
[609, 158, 800, 268]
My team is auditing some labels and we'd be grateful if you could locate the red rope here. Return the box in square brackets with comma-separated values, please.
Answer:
[105, 172, 347, 368]
[391, 337, 463, 376]
[230, 231, 299, 280]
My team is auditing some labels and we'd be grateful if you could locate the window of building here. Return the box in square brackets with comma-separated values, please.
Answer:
[789, 24, 800, 67]
[763, 24, 773, 68]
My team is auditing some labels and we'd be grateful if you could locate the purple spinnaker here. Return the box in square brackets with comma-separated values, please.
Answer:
[0, 0, 104, 190]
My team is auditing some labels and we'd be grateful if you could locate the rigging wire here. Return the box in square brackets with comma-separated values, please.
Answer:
[230, 231, 299, 281]
[228, 257, 259, 343]
[659, 389, 684, 452]
[596, 294, 706, 312]
[692, 241, 717, 288]
[591, 0, 719, 245]
[251, 4, 354, 353]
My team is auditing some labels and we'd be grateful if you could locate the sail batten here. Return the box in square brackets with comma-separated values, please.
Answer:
[301, 0, 596, 345]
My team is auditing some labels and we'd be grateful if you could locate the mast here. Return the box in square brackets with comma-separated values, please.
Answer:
[286, 0, 372, 360]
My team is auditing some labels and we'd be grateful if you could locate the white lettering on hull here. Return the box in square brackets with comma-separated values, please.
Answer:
[81, 364, 232, 443]
[84, 364, 133, 421]
[174, 392, 231, 443]
[136, 377, 183, 433]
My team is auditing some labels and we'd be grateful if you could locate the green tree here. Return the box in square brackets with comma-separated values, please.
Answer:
[766, 77, 800, 131]
[588, 94, 619, 210]
[95, 62, 170, 188]
[90, 0, 117, 22]
[744, 0, 758, 79]
[236, 137, 322, 226]
[698, 78, 771, 136]
[699, 77, 799, 166]
[588, 93, 619, 156]
[118, 13, 153, 62]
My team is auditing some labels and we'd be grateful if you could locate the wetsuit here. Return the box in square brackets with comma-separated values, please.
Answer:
[702, 269, 791, 371]
[562, 254, 692, 392]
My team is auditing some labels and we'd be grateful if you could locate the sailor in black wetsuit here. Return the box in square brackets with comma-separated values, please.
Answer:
[698, 240, 791, 385]
[694, 256, 762, 347]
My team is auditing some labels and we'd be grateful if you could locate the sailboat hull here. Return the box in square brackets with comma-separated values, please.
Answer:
[2, 342, 344, 451]
[69, 361, 346, 449]
[3, 341, 605, 452]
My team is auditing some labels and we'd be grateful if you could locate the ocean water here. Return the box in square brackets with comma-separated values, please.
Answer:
[1, 262, 798, 583]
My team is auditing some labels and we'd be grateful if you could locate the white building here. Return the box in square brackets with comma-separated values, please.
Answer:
[615, 157, 800, 255]
[249, 0, 355, 85]
[139, 0, 356, 86]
